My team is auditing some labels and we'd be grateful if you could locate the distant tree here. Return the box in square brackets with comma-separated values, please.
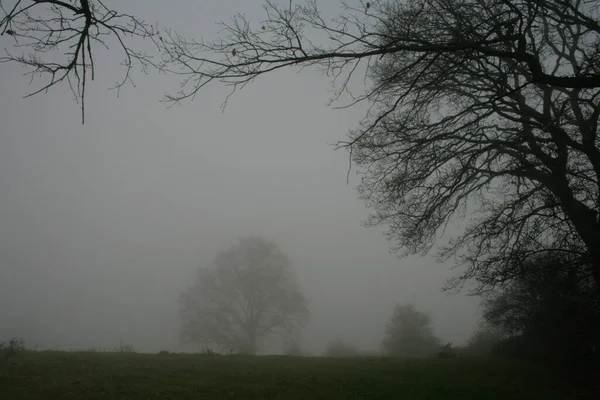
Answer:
[323, 337, 360, 358]
[382, 304, 440, 357]
[179, 237, 309, 355]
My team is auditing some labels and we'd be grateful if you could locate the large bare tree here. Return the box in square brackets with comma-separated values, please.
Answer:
[159, 0, 600, 294]
[179, 237, 308, 354]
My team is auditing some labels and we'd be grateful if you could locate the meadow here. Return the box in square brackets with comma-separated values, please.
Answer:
[0, 350, 571, 399]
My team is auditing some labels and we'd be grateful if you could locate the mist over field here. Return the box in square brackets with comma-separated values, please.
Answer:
[0, 0, 480, 356]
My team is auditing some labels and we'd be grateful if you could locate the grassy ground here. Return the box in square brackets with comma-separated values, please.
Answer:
[0, 351, 570, 399]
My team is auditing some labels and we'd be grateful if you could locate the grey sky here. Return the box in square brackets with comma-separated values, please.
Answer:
[0, 0, 479, 354]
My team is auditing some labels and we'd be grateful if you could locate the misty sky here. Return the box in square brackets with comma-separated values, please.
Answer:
[0, 0, 480, 354]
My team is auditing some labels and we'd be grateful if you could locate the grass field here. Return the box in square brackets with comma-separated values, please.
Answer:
[0, 351, 570, 399]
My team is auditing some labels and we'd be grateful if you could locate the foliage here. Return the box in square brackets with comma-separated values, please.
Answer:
[179, 236, 309, 355]
[322, 338, 360, 358]
[0, 351, 568, 399]
[382, 304, 440, 357]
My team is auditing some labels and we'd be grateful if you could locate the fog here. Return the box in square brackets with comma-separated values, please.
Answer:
[0, 0, 479, 355]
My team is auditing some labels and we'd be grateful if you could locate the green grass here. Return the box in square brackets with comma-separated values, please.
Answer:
[0, 351, 569, 399]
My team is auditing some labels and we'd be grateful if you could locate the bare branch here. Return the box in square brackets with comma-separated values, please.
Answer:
[0, 0, 163, 123]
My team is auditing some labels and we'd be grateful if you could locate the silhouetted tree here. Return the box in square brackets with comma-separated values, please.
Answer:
[179, 237, 308, 355]
[157, 0, 600, 295]
[382, 304, 440, 357]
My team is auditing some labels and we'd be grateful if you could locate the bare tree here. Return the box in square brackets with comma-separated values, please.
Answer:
[159, 0, 600, 294]
[179, 237, 309, 355]
[0, 0, 161, 123]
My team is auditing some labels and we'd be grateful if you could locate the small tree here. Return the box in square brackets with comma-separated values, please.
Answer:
[382, 304, 440, 357]
[179, 236, 309, 355]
